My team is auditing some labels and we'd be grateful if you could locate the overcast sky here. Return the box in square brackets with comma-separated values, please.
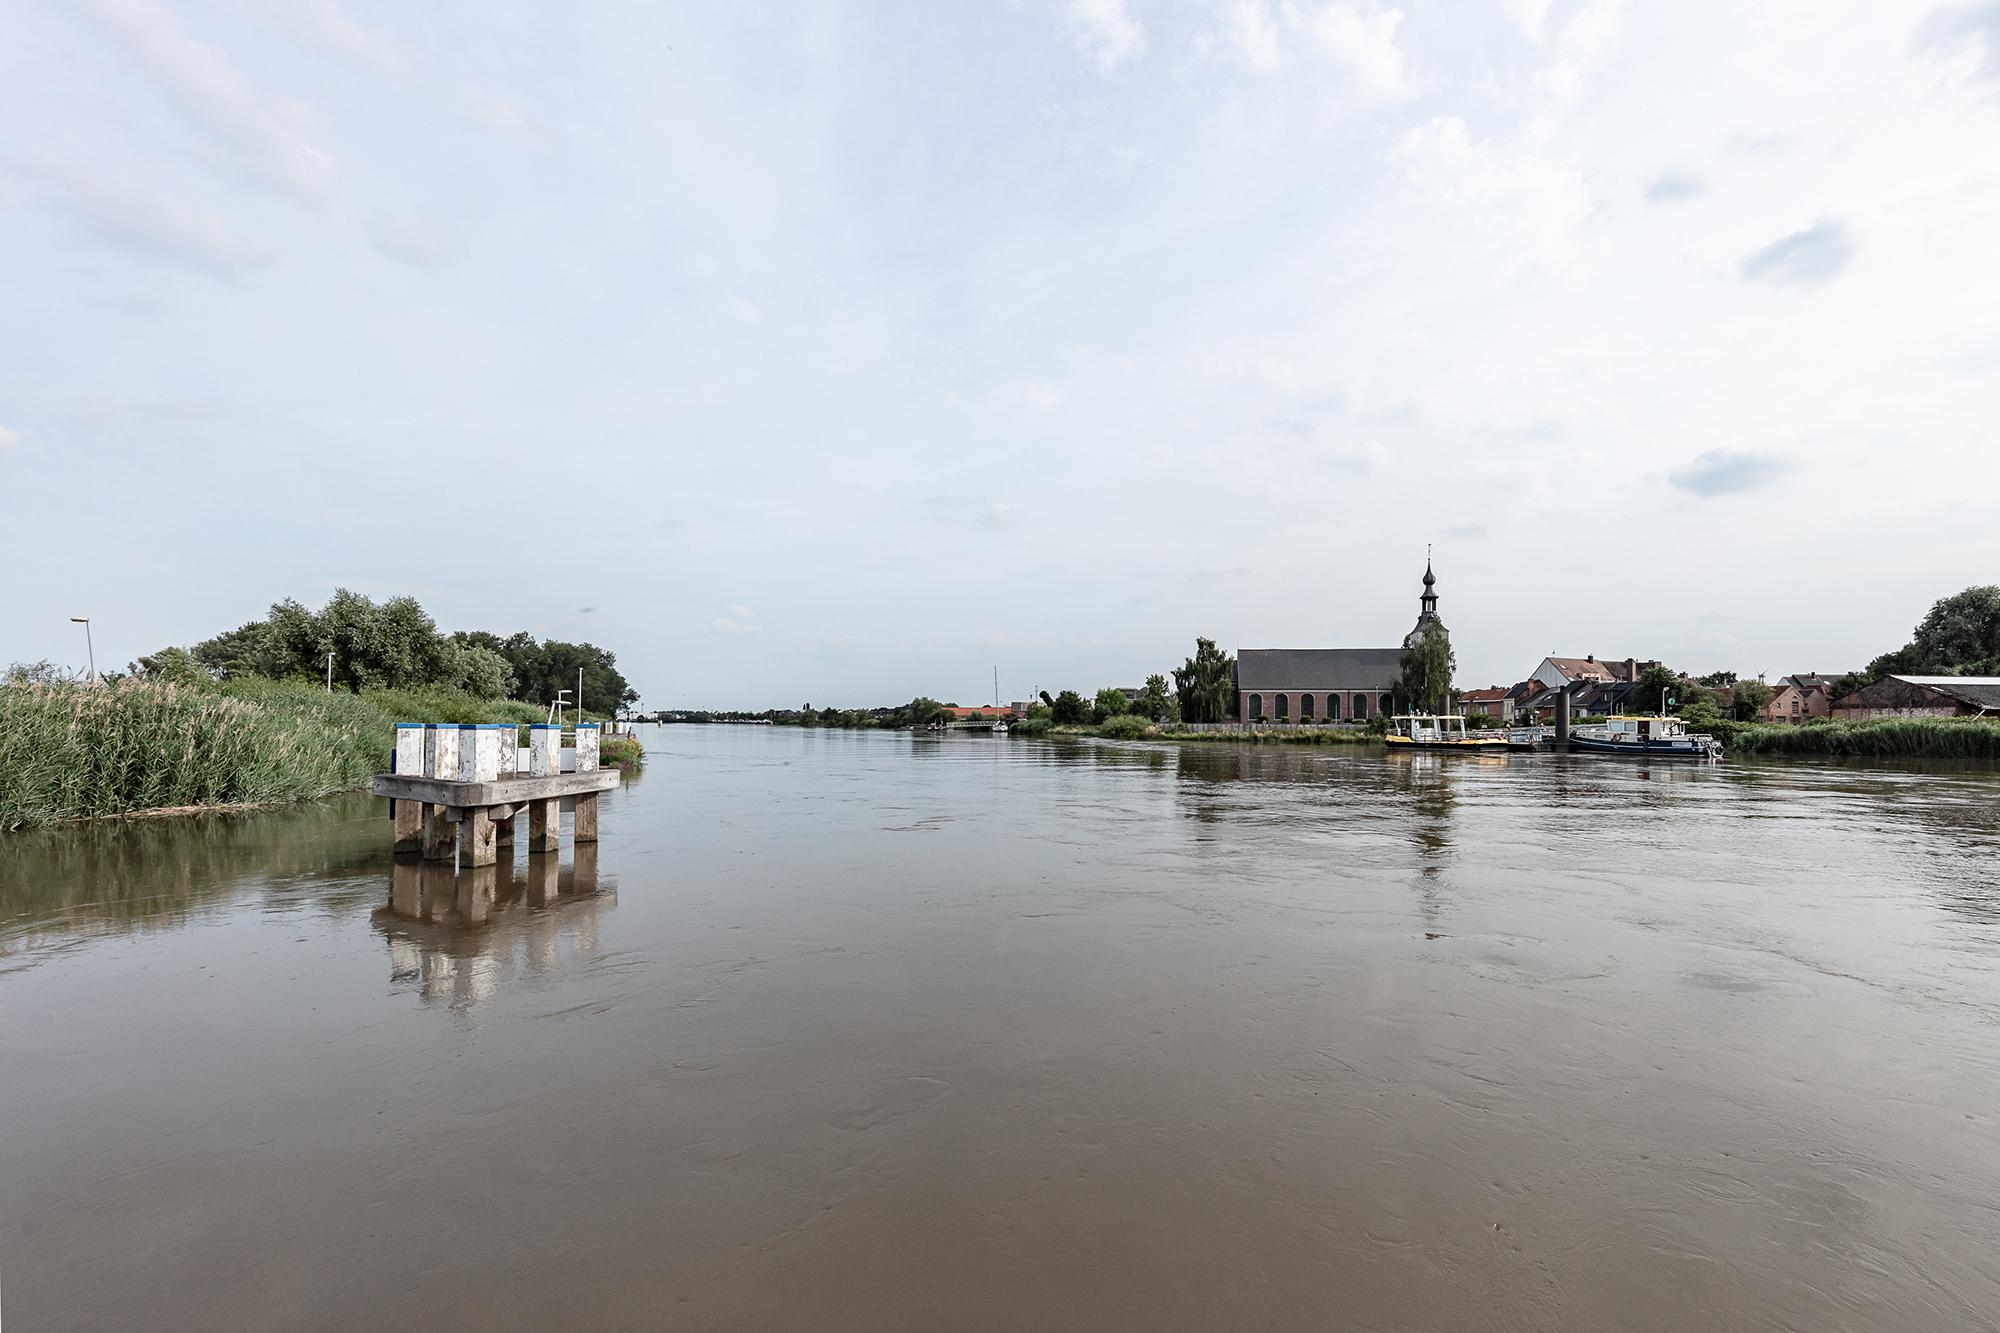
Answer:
[4, 1, 1997, 708]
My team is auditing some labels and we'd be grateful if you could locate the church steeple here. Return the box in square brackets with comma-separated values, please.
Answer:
[1404, 548, 1447, 649]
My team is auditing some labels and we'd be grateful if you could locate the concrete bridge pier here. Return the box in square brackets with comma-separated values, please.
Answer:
[528, 723, 562, 852]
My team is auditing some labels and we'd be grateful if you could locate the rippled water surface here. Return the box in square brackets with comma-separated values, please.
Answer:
[5, 726, 2000, 1331]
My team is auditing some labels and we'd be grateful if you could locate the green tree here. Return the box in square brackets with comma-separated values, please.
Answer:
[1631, 664, 1679, 713]
[1697, 670, 1738, 687]
[1392, 626, 1455, 714]
[908, 696, 945, 726]
[1870, 586, 2000, 679]
[1092, 687, 1129, 724]
[1136, 673, 1174, 722]
[132, 646, 207, 685]
[1173, 638, 1237, 723]
[1730, 679, 1773, 721]
[1051, 690, 1090, 725]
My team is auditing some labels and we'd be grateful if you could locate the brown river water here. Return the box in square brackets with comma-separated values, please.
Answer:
[4, 726, 2000, 1331]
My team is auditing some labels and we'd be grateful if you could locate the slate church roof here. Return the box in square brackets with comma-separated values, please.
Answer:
[1236, 648, 1405, 691]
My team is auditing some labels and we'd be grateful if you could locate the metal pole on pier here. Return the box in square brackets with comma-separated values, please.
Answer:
[1556, 689, 1572, 752]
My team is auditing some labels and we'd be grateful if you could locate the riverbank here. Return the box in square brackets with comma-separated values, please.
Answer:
[1045, 719, 1383, 745]
[1724, 716, 2000, 759]
[0, 678, 641, 830]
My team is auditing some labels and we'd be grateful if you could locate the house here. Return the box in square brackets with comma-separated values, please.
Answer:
[1761, 674, 1841, 724]
[1530, 655, 1663, 690]
[1829, 676, 2000, 720]
[1459, 686, 1511, 720]
[1236, 559, 1445, 723]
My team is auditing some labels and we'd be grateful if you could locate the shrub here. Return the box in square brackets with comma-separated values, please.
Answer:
[1097, 714, 1153, 740]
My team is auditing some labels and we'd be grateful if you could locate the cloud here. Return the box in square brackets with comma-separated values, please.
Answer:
[295, 0, 397, 67]
[77, 0, 334, 201]
[714, 607, 759, 635]
[366, 216, 450, 269]
[1913, 2, 2000, 84]
[1439, 522, 1487, 540]
[726, 605, 755, 620]
[1668, 448, 1790, 498]
[26, 166, 276, 278]
[1295, 2, 1408, 96]
[1505, 0, 1554, 42]
[1215, 0, 1283, 71]
[1739, 219, 1856, 288]
[1644, 169, 1706, 203]
[1397, 116, 1593, 272]
[1534, 0, 1624, 103]
[1060, 0, 1146, 73]
[0, 425, 18, 449]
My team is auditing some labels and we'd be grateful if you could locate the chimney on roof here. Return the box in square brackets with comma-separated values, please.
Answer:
[1625, 658, 1637, 681]
[1586, 654, 1595, 664]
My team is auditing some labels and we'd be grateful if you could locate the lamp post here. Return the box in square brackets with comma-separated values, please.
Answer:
[69, 617, 96, 684]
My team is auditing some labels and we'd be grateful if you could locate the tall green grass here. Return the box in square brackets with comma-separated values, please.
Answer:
[0, 678, 556, 830]
[1727, 717, 2000, 759]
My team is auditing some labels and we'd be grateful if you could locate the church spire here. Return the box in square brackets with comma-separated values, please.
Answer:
[1404, 548, 1446, 649]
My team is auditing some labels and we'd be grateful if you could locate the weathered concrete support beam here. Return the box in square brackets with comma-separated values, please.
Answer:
[422, 805, 455, 861]
[460, 723, 507, 783]
[574, 792, 599, 843]
[392, 723, 426, 853]
[529, 723, 559, 778]
[572, 840, 599, 891]
[458, 806, 497, 867]
[529, 797, 560, 852]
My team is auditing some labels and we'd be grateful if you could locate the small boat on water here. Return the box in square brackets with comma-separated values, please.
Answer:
[991, 719, 1009, 735]
[1384, 714, 1511, 752]
[1568, 714, 1722, 759]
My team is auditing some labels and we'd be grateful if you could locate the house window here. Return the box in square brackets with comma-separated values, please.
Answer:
[1248, 693, 1263, 721]
[1300, 693, 1315, 722]
[1380, 694, 1393, 715]
[1353, 694, 1368, 720]
[1326, 693, 1341, 721]
[1275, 693, 1290, 721]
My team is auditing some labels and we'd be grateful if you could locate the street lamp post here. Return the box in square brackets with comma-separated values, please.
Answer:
[69, 617, 96, 685]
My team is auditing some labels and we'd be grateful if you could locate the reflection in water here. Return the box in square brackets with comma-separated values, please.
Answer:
[9, 725, 2000, 1333]
[376, 847, 611, 1012]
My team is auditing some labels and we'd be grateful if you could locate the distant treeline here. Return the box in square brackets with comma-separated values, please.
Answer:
[129, 589, 638, 716]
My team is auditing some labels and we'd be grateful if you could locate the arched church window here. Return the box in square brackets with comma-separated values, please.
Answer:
[1300, 693, 1315, 722]
[1248, 693, 1263, 721]
[1275, 693, 1290, 721]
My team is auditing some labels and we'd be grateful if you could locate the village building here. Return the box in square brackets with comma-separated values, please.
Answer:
[1460, 686, 1511, 720]
[1762, 674, 1840, 724]
[1236, 560, 1447, 723]
[1829, 676, 2000, 720]
[1529, 655, 1662, 690]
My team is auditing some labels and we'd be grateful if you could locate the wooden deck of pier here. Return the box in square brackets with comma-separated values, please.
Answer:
[372, 721, 620, 867]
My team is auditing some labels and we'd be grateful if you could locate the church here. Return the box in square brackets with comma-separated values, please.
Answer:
[1235, 560, 1448, 723]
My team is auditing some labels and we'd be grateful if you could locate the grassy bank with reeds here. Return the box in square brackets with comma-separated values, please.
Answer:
[0, 678, 638, 830]
[1726, 716, 2000, 759]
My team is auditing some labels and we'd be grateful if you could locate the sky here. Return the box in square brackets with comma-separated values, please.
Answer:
[3, 0, 1998, 709]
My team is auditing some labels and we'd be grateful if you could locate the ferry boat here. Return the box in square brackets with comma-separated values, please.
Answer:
[1384, 714, 1511, 752]
[1568, 714, 1722, 759]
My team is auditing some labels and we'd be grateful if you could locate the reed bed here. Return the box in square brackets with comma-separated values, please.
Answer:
[1727, 717, 2000, 759]
[0, 678, 571, 830]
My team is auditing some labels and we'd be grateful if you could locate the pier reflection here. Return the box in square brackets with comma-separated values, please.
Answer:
[375, 847, 613, 1012]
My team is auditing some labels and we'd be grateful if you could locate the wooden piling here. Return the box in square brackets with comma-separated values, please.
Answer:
[458, 805, 496, 867]
[393, 723, 426, 854]
[574, 722, 601, 844]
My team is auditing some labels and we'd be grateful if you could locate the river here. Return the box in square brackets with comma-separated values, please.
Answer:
[3, 726, 1999, 1331]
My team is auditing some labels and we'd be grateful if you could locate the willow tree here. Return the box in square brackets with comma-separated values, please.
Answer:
[1173, 638, 1237, 723]
[1393, 626, 1455, 715]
